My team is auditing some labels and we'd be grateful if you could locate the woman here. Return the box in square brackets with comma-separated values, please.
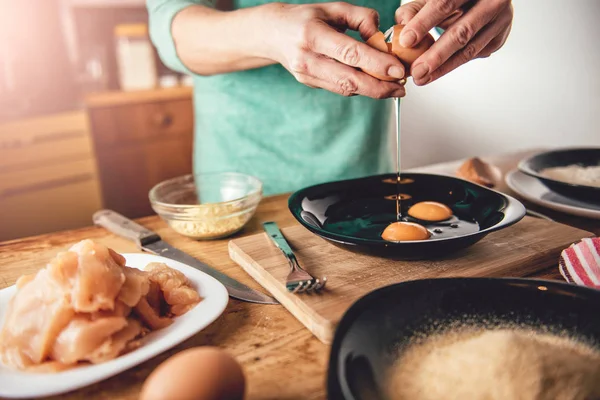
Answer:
[147, 0, 513, 195]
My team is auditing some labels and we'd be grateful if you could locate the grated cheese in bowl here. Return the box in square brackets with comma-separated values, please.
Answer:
[149, 173, 262, 240]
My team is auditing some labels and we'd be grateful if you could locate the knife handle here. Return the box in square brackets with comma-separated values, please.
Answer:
[93, 209, 160, 247]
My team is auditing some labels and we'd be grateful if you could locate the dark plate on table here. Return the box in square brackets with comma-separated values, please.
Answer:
[518, 148, 600, 203]
[288, 173, 525, 259]
[327, 278, 600, 400]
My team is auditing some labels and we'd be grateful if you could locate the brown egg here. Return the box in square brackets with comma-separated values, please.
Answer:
[408, 201, 453, 222]
[390, 24, 435, 76]
[140, 347, 245, 400]
[363, 25, 435, 79]
[364, 32, 398, 82]
[381, 221, 430, 242]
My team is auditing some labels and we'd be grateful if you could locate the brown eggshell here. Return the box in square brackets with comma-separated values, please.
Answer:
[363, 31, 400, 82]
[456, 157, 502, 188]
[366, 31, 388, 52]
[391, 24, 435, 76]
[140, 347, 246, 400]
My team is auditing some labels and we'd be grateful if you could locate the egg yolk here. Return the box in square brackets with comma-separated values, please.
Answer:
[381, 222, 431, 242]
[408, 202, 453, 222]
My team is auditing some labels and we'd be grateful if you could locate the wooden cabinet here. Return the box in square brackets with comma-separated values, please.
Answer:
[85, 87, 194, 218]
[0, 111, 103, 241]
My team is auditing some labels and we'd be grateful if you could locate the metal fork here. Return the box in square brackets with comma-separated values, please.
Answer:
[262, 221, 327, 293]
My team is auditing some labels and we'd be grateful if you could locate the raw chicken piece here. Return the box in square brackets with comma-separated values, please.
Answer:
[46, 250, 78, 290]
[87, 319, 143, 363]
[0, 240, 200, 372]
[0, 269, 75, 369]
[48, 240, 126, 312]
[134, 297, 173, 330]
[168, 286, 201, 316]
[15, 273, 36, 289]
[145, 280, 165, 314]
[108, 248, 126, 266]
[51, 316, 128, 364]
[91, 300, 131, 320]
[117, 267, 150, 307]
[144, 263, 201, 316]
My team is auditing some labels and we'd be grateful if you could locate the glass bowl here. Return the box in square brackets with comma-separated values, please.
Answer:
[149, 172, 263, 240]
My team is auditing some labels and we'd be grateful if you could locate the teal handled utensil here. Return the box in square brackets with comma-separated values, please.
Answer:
[263, 221, 327, 293]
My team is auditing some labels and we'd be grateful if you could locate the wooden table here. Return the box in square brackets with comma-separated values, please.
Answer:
[0, 151, 598, 400]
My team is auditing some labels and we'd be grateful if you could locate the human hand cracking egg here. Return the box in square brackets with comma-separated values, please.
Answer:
[394, 0, 514, 86]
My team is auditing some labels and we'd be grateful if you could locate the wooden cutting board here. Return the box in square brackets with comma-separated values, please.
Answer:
[228, 217, 594, 344]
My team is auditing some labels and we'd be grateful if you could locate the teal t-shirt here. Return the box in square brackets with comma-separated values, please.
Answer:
[148, 0, 399, 195]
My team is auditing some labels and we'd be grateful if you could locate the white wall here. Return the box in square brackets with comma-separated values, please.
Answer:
[399, 0, 600, 169]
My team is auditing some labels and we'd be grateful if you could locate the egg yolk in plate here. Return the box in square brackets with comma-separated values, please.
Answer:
[408, 202, 453, 222]
[381, 222, 431, 242]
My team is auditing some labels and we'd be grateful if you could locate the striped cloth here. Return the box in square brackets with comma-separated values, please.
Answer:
[559, 237, 600, 288]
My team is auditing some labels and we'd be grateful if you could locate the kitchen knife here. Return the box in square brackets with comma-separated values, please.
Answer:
[93, 209, 279, 305]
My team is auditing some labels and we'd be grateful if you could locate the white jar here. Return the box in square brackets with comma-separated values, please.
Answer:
[114, 24, 157, 91]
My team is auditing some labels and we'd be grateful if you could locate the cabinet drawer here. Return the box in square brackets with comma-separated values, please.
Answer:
[96, 139, 192, 218]
[0, 158, 100, 196]
[0, 159, 103, 241]
[88, 99, 193, 148]
[0, 111, 94, 171]
[0, 178, 102, 241]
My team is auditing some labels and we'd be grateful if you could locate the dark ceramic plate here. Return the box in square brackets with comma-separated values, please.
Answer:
[518, 148, 600, 203]
[288, 173, 525, 259]
[327, 278, 600, 400]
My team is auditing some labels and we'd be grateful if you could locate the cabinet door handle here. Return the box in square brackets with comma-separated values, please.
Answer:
[152, 113, 173, 128]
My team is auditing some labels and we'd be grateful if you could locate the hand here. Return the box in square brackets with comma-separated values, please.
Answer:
[395, 0, 514, 86]
[262, 2, 407, 98]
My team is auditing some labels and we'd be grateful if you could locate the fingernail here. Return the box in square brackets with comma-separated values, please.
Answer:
[388, 65, 405, 80]
[411, 63, 429, 80]
[394, 89, 406, 98]
[399, 29, 417, 48]
[415, 75, 432, 86]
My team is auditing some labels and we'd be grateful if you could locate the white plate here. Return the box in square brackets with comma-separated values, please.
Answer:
[506, 169, 600, 220]
[0, 253, 229, 399]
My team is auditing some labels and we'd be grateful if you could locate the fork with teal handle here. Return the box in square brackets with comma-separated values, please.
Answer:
[263, 221, 327, 293]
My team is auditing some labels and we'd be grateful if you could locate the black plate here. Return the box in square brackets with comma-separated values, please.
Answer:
[288, 173, 525, 259]
[327, 278, 600, 400]
[518, 148, 600, 203]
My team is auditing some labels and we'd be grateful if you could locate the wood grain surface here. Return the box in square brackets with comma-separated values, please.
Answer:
[0, 151, 598, 400]
[229, 218, 593, 344]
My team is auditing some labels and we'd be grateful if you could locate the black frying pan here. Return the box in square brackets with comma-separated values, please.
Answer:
[328, 278, 600, 400]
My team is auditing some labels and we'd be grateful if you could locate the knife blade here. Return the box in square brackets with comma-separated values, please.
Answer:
[92, 209, 279, 305]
